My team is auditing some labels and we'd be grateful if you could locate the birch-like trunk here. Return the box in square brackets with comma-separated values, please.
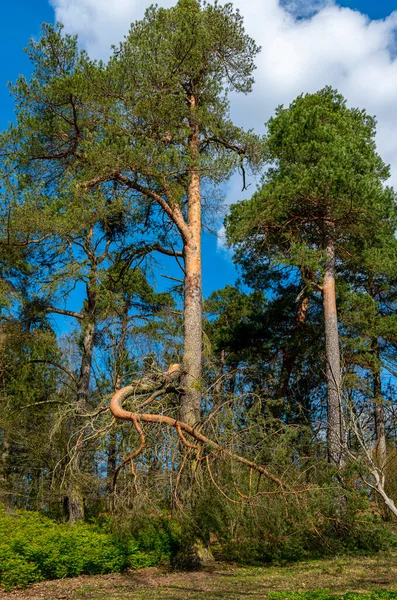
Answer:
[322, 223, 344, 467]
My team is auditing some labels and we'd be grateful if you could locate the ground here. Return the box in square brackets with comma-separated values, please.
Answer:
[1, 554, 397, 600]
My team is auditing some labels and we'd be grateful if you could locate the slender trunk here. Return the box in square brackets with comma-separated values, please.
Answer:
[76, 286, 96, 412]
[180, 94, 202, 427]
[373, 470, 397, 519]
[107, 307, 129, 495]
[106, 372, 119, 499]
[0, 329, 10, 505]
[372, 339, 387, 467]
[68, 282, 97, 523]
[276, 295, 310, 402]
[178, 97, 212, 566]
[0, 435, 10, 505]
[322, 223, 344, 467]
[214, 349, 225, 400]
[228, 361, 238, 396]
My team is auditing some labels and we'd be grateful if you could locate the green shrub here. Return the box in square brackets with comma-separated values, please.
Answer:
[111, 512, 182, 561]
[177, 464, 397, 565]
[0, 506, 156, 590]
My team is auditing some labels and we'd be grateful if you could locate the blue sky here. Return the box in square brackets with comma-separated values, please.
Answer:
[1, 0, 397, 307]
[338, 0, 396, 19]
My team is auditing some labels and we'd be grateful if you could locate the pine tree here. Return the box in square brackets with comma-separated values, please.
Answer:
[1, 3, 261, 427]
[226, 87, 396, 467]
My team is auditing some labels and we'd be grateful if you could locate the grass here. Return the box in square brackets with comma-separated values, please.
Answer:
[1, 552, 397, 599]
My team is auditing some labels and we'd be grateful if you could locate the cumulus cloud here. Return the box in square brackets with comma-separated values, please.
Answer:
[49, 0, 175, 58]
[50, 0, 397, 189]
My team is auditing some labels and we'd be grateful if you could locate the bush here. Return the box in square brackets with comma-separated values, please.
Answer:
[175, 463, 397, 565]
[110, 511, 182, 561]
[0, 506, 156, 590]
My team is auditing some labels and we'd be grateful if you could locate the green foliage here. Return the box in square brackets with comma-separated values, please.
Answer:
[111, 512, 182, 561]
[0, 506, 156, 590]
[172, 460, 397, 565]
[220, 510, 396, 565]
[226, 87, 397, 287]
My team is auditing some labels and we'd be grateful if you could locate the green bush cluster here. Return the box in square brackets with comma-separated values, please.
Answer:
[220, 516, 397, 565]
[173, 466, 397, 565]
[0, 506, 157, 590]
[110, 511, 182, 561]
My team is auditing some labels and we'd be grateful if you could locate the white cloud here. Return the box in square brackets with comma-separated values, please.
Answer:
[50, 0, 397, 189]
[50, 0, 175, 58]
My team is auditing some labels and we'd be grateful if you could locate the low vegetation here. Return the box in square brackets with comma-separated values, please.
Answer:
[1, 503, 397, 592]
[1, 553, 397, 598]
[0, 507, 161, 590]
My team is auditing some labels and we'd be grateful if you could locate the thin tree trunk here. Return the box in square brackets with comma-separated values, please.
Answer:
[372, 339, 387, 467]
[0, 328, 10, 505]
[372, 470, 397, 519]
[214, 349, 225, 400]
[68, 283, 97, 523]
[76, 286, 96, 412]
[107, 369, 121, 498]
[276, 295, 310, 402]
[322, 223, 344, 467]
[0, 435, 10, 505]
[107, 306, 129, 495]
[180, 94, 202, 427]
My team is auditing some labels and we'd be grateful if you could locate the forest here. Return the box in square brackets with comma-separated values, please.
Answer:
[1, 0, 397, 596]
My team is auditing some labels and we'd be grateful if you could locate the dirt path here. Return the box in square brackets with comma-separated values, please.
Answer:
[1, 553, 397, 600]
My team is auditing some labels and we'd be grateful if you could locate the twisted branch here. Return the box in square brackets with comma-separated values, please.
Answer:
[109, 365, 284, 490]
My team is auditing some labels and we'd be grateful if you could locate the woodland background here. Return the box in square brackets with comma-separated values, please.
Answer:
[1, 0, 397, 590]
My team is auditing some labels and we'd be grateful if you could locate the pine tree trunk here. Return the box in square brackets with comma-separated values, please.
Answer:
[68, 284, 97, 523]
[180, 229, 202, 425]
[322, 225, 344, 467]
[76, 287, 96, 412]
[66, 488, 85, 524]
[106, 377, 121, 496]
[180, 95, 202, 427]
[178, 95, 213, 567]
[372, 339, 387, 467]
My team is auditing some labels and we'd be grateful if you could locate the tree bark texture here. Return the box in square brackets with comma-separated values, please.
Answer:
[180, 95, 202, 427]
[65, 487, 85, 524]
[322, 224, 345, 467]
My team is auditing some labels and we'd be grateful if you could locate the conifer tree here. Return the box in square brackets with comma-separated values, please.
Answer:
[1, 1, 261, 427]
[226, 88, 396, 467]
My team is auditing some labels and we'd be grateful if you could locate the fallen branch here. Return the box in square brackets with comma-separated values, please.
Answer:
[109, 365, 284, 489]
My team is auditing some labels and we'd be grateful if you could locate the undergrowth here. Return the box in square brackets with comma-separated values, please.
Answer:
[0, 506, 159, 591]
